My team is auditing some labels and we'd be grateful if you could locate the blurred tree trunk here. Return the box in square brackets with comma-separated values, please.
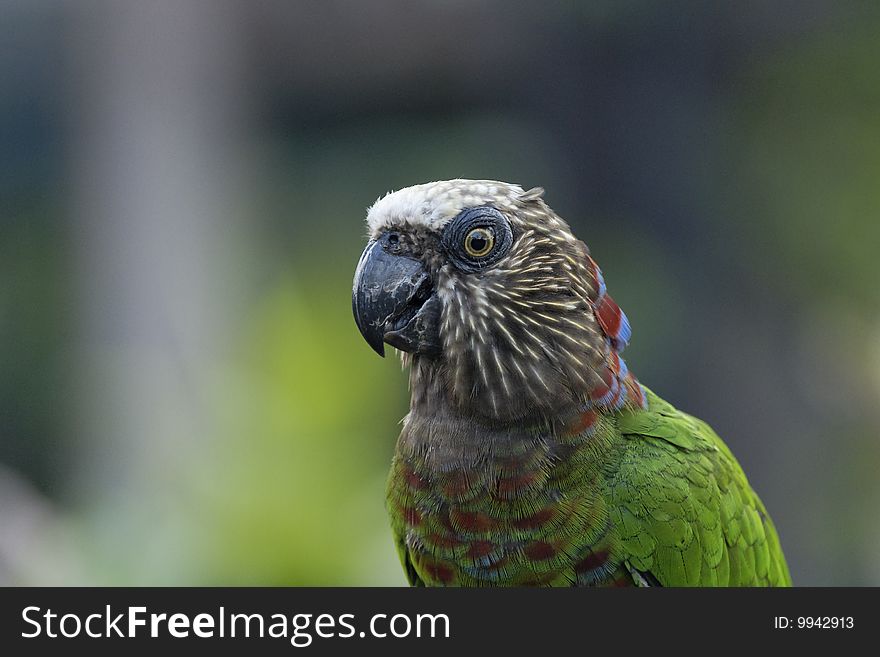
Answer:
[67, 1, 250, 581]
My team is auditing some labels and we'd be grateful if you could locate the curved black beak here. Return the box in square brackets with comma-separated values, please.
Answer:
[352, 236, 441, 358]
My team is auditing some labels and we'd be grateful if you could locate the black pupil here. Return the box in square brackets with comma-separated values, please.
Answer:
[469, 231, 488, 253]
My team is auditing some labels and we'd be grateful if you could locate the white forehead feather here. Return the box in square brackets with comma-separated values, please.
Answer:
[366, 179, 529, 237]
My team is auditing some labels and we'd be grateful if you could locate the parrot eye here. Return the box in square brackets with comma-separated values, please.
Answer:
[463, 228, 495, 258]
[442, 206, 513, 272]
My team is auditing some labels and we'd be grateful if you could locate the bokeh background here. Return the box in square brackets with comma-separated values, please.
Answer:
[2, 1, 878, 586]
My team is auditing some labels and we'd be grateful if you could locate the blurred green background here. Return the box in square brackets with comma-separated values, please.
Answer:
[1, 1, 878, 586]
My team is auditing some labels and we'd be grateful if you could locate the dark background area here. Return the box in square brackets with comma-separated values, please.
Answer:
[1, 1, 878, 585]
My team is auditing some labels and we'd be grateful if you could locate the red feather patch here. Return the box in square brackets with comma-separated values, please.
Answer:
[595, 294, 623, 340]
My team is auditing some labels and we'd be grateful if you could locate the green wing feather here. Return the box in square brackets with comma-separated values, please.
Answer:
[609, 388, 791, 586]
[392, 529, 425, 586]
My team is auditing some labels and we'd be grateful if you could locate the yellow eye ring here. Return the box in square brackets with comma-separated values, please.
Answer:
[463, 227, 495, 258]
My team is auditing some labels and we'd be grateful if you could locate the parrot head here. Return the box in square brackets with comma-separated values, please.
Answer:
[352, 179, 633, 422]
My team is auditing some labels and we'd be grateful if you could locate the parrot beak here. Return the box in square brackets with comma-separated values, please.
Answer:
[352, 236, 442, 358]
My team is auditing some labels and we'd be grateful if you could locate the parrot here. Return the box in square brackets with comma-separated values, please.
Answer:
[351, 179, 791, 587]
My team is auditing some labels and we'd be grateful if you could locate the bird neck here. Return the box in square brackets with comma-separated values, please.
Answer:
[396, 356, 636, 503]
[406, 350, 646, 434]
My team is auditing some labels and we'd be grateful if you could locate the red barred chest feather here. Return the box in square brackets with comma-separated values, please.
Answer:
[386, 411, 630, 587]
